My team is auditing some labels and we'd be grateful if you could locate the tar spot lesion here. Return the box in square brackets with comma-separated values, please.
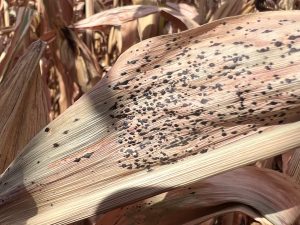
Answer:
[53, 143, 59, 148]
[83, 152, 94, 158]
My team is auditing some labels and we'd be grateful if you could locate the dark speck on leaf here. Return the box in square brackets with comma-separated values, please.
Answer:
[53, 143, 59, 148]
[274, 41, 283, 47]
[288, 35, 300, 40]
[83, 152, 94, 158]
[74, 158, 81, 162]
[201, 99, 209, 104]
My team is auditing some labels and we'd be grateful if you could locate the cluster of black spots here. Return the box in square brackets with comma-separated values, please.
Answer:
[110, 19, 300, 171]
[257, 47, 270, 53]
[236, 91, 246, 110]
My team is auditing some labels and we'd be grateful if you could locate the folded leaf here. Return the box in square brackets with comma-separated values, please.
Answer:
[0, 11, 300, 225]
[97, 167, 298, 225]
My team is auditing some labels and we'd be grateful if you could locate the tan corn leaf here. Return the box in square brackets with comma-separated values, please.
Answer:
[76, 4, 199, 56]
[96, 167, 297, 225]
[0, 11, 300, 224]
[73, 5, 199, 31]
[0, 7, 34, 82]
[241, 0, 256, 14]
[159, 6, 200, 30]
[278, 0, 298, 9]
[73, 5, 160, 29]
[132, 0, 159, 41]
[166, 2, 201, 23]
[209, 0, 245, 22]
[0, 40, 49, 173]
[70, 29, 103, 91]
[195, 0, 255, 25]
[108, 26, 122, 55]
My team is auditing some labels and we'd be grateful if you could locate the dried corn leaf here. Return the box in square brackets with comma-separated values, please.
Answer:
[278, 0, 298, 9]
[73, 5, 199, 31]
[0, 7, 34, 82]
[97, 167, 296, 225]
[195, 0, 255, 25]
[209, 0, 245, 22]
[0, 11, 300, 225]
[0, 40, 49, 173]
[132, 0, 159, 41]
[166, 2, 201, 23]
[120, 20, 140, 52]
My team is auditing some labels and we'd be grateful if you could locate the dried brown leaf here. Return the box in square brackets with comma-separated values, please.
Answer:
[73, 5, 199, 30]
[0, 7, 34, 82]
[0, 40, 49, 173]
[166, 2, 201, 23]
[0, 11, 300, 225]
